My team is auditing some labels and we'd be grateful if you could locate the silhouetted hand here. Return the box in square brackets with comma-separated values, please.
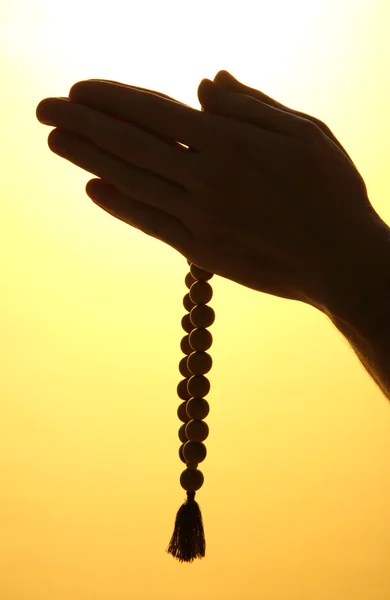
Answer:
[36, 73, 388, 317]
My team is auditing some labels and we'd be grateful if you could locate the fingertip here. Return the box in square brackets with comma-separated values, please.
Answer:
[69, 80, 94, 101]
[36, 98, 54, 122]
[197, 78, 221, 100]
[86, 178, 103, 198]
[198, 78, 215, 90]
[213, 70, 234, 84]
[197, 78, 215, 105]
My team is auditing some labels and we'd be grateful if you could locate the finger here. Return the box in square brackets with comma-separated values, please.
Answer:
[38, 96, 187, 153]
[198, 78, 315, 142]
[38, 99, 193, 188]
[214, 70, 298, 114]
[47, 128, 191, 222]
[210, 70, 355, 165]
[86, 177, 297, 301]
[68, 80, 231, 154]
[86, 178, 195, 257]
[85, 80, 191, 152]
[87, 79, 190, 107]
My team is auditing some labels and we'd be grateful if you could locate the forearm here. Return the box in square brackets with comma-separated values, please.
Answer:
[327, 310, 390, 401]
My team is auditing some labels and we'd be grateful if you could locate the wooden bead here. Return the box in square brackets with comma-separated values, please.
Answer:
[186, 461, 198, 470]
[179, 262, 212, 495]
[185, 272, 197, 289]
[187, 374, 210, 398]
[180, 468, 204, 492]
[177, 379, 191, 400]
[185, 420, 209, 442]
[186, 397, 210, 420]
[189, 281, 213, 305]
[190, 305, 215, 328]
[178, 423, 188, 443]
[177, 401, 191, 423]
[180, 334, 193, 355]
[181, 313, 194, 334]
[183, 441, 207, 463]
[183, 293, 196, 312]
[179, 444, 186, 463]
[187, 351, 212, 375]
[190, 264, 214, 281]
[189, 328, 213, 351]
[179, 356, 193, 379]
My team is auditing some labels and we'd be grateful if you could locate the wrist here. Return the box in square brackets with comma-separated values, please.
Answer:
[321, 215, 390, 336]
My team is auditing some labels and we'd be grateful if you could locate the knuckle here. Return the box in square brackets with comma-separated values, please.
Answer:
[311, 116, 327, 131]
[301, 116, 328, 140]
[300, 117, 318, 134]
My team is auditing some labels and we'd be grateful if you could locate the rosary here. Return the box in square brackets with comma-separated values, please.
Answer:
[107, 112, 212, 562]
[166, 259, 215, 563]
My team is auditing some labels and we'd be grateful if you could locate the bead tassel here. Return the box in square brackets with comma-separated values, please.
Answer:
[166, 261, 214, 563]
[166, 491, 205, 563]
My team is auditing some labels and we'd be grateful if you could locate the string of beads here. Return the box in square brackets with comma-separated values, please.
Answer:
[166, 260, 215, 562]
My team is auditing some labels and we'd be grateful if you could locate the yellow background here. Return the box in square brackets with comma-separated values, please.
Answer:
[1, 0, 389, 598]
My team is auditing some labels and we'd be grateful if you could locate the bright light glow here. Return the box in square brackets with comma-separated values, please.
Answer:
[1, 1, 390, 598]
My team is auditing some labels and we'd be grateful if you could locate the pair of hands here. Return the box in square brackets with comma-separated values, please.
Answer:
[36, 70, 386, 319]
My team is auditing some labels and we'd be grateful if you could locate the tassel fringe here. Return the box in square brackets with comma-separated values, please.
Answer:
[166, 491, 205, 562]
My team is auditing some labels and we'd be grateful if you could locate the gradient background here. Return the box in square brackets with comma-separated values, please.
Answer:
[1, 1, 390, 598]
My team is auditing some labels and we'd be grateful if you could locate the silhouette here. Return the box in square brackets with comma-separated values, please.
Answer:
[36, 69, 390, 401]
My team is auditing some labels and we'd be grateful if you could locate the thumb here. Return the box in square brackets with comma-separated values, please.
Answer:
[197, 77, 313, 141]
[197, 78, 225, 113]
[213, 70, 289, 113]
[206, 71, 356, 165]
[197, 72, 243, 111]
[198, 78, 243, 114]
[213, 70, 242, 89]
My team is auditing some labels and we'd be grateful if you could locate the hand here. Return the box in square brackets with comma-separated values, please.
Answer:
[198, 71, 390, 317]
[36, 74, 387, 315]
